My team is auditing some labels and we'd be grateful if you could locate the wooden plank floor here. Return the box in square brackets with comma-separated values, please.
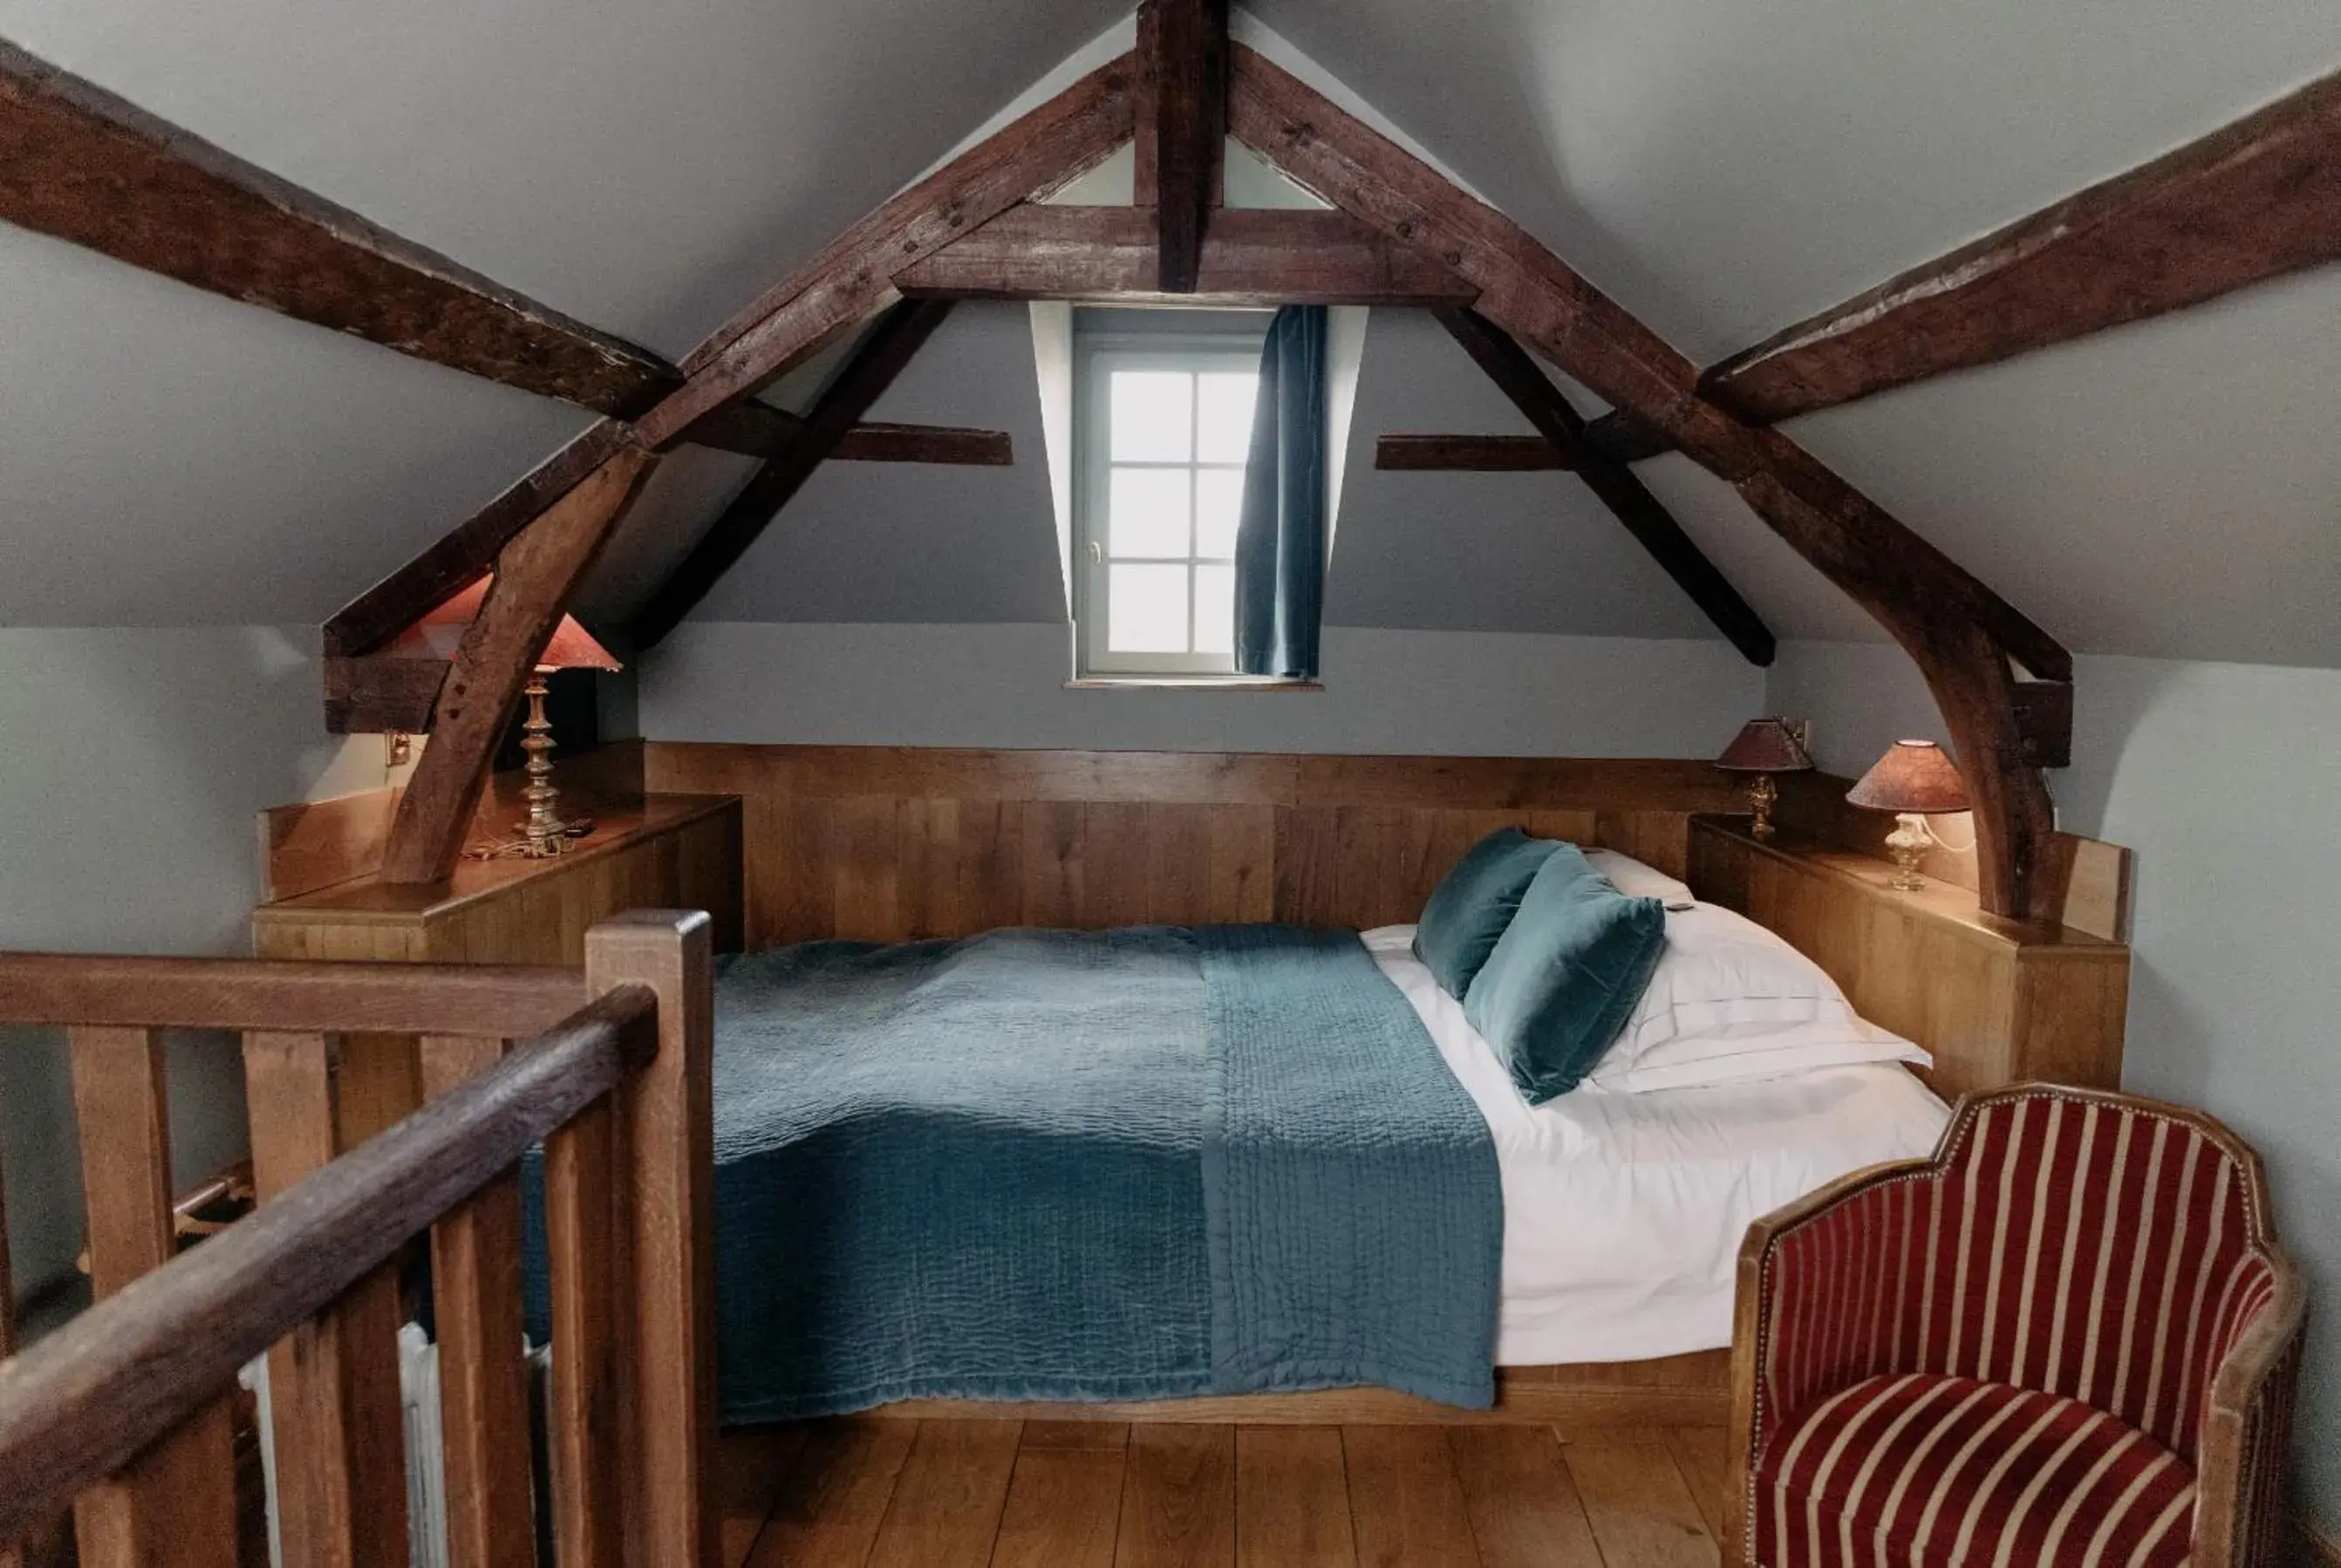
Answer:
[721, 1421, 1727, 1568]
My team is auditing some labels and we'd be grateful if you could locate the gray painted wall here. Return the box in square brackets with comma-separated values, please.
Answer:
[0, 628, 405, 1305]
[1767, 639, 2341, 1527]
[638, 621, 1760, 757]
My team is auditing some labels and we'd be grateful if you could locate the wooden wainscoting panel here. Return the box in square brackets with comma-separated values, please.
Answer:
[647, 743, 1740, 949]
[1688, 815, 2128, 1097]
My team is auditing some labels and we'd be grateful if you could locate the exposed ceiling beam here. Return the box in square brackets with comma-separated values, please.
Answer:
[633, 300, 958, 651]
[634, 56, 1135, 453]
[1436, 309, 1775, 666]
[898, 204, 1476, 305]
[1142, 0, 1228, 290]
[1226, 43, 2064, 915]
[324, 423, 633, 658]
[1375, 434, 1572, 471]
[1586, 65, 2341, 462]
[379, 447, 660, 884]
[0, 37, 676, 417]
[685, 401, 1010, 465]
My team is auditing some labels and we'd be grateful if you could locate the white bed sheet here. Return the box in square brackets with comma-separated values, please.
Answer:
[1362, 925, 1952, 1365]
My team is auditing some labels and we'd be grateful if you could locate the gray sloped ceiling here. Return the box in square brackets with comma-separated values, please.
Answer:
[0, 0, 2338, 665]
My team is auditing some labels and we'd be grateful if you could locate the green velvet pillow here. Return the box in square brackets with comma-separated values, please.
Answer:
[1411, 828, 1560, 999]
[1463, 844, 1669, 1106]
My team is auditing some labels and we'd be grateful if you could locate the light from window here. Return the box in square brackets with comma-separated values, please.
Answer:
[1101, 367, 1258, 658]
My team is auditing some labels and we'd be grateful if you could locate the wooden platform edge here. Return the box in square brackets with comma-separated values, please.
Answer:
[857, 1355, 1730, 1428]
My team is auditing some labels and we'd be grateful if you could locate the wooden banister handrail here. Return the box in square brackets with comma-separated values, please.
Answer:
[0, 952, 588, 1038]
[0, 984, 657, 1543]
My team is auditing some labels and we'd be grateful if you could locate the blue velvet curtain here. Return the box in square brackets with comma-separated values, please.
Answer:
[1232, 306, 1328, 678]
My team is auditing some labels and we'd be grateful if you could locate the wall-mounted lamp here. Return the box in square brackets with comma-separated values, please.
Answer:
[1846, 739, 1970, 892]
[1715, 717, 1813, 838]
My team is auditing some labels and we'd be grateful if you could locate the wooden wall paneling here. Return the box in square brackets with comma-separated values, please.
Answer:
[956, 800, 1026, 937]
[835, 795, 905, 942]
[1080, 803, 1153, 928]
[239, 1031, 411, 1568]
[259, 790, 404, 903]
[1020, 801, 1086, 928]
[66, 1027, 239, 1568]
[1205, 806, 1277, 924]
[1142, 804, 1211, 924]
[899, 798, 960, 941]
[1687, 816, 2126, 1098]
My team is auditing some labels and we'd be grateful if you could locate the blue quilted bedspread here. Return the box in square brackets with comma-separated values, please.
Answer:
[529, 924, 1501, 1420]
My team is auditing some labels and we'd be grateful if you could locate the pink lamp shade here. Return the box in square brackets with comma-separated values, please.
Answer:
[385, 578, 623, 673]
[1846, 740, 1969, 814]
[1716, 717, 1814, 774]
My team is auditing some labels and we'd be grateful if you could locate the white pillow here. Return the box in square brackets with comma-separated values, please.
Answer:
[1581, 849, 1694, 905]
[1587, 901, 1930, 1091]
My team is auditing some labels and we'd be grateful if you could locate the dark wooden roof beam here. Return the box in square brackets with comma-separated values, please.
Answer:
[1375, 434, 1573, 471]
[1140, 0, 1229, 290]
[1587, 66, 2341, 460]
[631, 300, 958, 650]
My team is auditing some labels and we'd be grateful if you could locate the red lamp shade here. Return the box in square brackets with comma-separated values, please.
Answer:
[1716, 717, 1814, 774]
[1846, 740, 1969, 814]
[385, 578, 622, 673]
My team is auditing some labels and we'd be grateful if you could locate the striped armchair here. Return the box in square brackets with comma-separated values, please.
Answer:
[1726, 1084, 2304, 1568]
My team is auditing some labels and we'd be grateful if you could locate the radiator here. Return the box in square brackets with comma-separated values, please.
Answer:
[242, 1326, 549, 1568]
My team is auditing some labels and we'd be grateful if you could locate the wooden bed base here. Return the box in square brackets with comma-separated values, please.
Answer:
[866, 1350, 1730, 1428]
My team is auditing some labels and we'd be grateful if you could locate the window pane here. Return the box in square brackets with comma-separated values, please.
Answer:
[1111, 371, 1193, 461]
[1195, 372, 1259, 463]
[1195, 468, 1246, 558]
[1109, 564, 1191, 652]
[1109, 467, 1192, 558]
[1194, 563, 1235, 655]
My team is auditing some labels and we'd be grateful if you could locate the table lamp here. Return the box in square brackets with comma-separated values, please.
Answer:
[1715, 717, 1813, 838]
[389, 578, 624, 859]
[1846, 739, 1970, 892]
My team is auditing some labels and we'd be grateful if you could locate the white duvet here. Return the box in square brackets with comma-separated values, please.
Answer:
[1362, 925, 1951, 1365]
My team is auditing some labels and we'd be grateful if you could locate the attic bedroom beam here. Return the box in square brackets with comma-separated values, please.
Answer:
[897, 205, 1477, 306]
[1224, 43, 2067, 917]
[632, 299, 959, 651]
[0, 37, 676, 417]
[1435, 309, 1775, 667]
[1584, 65, 2341, 464]
[1375, 435, 1571, 471]
[1138, 0, 1229, 291]
[379, 447, 660, 884]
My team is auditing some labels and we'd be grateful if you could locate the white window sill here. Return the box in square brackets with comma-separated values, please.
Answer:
[1065, 676, 1323, 692]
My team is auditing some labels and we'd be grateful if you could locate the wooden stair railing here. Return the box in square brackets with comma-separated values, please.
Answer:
[0, 910, 717, 1568]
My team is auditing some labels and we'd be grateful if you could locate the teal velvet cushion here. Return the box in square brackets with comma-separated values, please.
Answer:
[1463, 845, 1669, 1106]
[1411, 828, 1560, 999]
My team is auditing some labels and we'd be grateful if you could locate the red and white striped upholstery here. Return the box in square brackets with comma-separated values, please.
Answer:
[1733, 1086, 2303, 1568]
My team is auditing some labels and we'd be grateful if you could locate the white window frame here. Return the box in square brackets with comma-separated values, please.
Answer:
[1074, 330, 1266, 678]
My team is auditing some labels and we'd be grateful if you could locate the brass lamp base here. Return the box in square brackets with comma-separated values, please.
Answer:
[462, 673, 594, 861]
[1744, 773, 1779, 838]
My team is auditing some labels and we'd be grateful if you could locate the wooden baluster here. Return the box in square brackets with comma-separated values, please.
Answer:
[419, 1037, 536, 1568]
[66, 1026, 240, 1568]
[241, 1032, 411, 1568]
[543, 1094, 624, 1568]
[584, 911, 719, 1568]
[0, 1127, 18, 1568]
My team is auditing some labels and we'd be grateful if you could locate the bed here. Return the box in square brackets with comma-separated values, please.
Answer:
[561, 843, 1952, 1423]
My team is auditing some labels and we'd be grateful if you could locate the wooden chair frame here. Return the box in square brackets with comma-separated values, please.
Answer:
[0, 910, 720, 1568]
[1723, 1081, 2306, 1568]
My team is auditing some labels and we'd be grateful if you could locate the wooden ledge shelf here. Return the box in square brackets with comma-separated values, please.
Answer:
[254, 792, 742, 965]
[1687, 815, 2130, 1097]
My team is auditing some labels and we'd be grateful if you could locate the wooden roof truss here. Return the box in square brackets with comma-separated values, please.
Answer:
[6, 15, 2337, 917]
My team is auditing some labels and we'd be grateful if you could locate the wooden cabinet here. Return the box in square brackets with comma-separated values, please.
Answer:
[254, 794, 742, 966]
[1688, 815, 2128, 1099]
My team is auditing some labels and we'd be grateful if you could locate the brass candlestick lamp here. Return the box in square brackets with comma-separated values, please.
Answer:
[1715, 717, 1814, 838]
[1846, 739, 1972, 891]
[388, 578, 624, 860]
